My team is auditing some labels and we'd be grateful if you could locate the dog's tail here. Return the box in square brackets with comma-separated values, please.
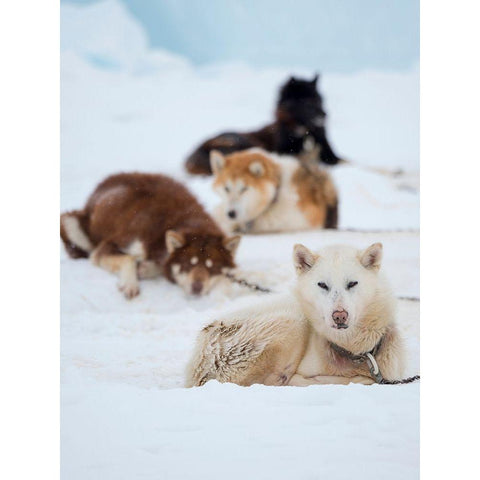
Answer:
[185, 325, 217, 387]
[185, 319, 270, 388]
[60, 210, 93, 259]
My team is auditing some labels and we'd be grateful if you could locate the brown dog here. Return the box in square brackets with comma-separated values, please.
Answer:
[211, 149, 338, 233]
[61, 173, 240, 298]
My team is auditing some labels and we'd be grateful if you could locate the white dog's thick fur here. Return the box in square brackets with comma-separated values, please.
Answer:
[186, 242, 406, 387]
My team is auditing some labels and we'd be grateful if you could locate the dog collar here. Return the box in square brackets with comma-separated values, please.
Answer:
[270, 181, 281, 206]
[329, 337, 384, 383]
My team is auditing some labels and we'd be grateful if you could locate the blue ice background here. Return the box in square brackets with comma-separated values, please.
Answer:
[62, 0, 419, 73]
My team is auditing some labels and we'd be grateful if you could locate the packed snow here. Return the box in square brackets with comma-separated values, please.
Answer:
[61, 1, 419, 479]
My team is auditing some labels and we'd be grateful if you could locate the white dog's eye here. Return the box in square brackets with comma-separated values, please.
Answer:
[224, 186, 230, 193]
[240, 186, 248, 194]
[318, 282, 329, 291]
[347, 281, 358, 290]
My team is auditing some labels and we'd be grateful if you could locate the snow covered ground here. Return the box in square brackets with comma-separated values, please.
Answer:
[61, 1, 419, 479]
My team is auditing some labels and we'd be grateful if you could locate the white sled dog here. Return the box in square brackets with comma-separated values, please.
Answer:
[186, 242, 406, 387]
[210, 148, 338, 234]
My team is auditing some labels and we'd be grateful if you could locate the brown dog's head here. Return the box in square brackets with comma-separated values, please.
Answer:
[163, 230, 240, 296]
[210, 149, 281, 225]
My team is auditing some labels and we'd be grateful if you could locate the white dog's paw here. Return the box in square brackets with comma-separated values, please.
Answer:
[350, 375, 376, 385]
[118, 279, 140, 299]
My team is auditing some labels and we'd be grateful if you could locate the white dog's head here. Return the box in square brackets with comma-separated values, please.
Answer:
[293, 243, 387, 340]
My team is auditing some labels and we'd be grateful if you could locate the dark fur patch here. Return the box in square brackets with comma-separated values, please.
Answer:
[218, 323, 242, 337]
[61, 241, 89, 259]
[325, 203, 339, 229]
[224, 341, 258, 366]
[185, 128, 275, 175]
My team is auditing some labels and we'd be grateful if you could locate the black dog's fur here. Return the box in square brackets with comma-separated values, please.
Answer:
[185, 75, 342, 175]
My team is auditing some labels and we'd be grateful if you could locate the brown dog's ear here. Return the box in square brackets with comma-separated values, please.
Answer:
[223, 235, 241, 256]
[359, 243, 383, 270]
[249, 161, 265, 177]
[210, 150, 225, 175]
[293, 244, 317, 275]
[165, 230, 185, 254]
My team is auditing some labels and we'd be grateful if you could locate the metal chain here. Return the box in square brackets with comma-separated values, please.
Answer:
[222, 272, 273, 293]
[365, 354, 420, 384]
[397, 296, 420, 302]
[379, 375, 420, 385]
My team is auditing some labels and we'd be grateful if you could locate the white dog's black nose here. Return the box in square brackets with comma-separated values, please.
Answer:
[332, 309, 348, 325]
[228, 210, 237, 219]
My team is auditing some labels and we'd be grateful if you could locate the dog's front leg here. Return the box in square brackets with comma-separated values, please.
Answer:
[137, 260, 161, 279]
[315, 131, 342, 165]
[91, 241, 140, 299]
[288, 374, 330, 386]
[309, 374, 375, 385]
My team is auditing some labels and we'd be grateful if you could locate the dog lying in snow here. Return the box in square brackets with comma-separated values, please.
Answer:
[186, 242, 406, 387]
[185, 75, 343, 175]
[60, 173, 240, 298]
[210, 148, 338, 233]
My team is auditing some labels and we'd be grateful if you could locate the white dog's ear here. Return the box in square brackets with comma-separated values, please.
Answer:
[249, 161, 265, 177]
[223, 235, 241, 256]
[359, 243, 383, 270]
[210, 150, 225, 175]
[166, 230, 185, 253]
[293, 244, 317, 274]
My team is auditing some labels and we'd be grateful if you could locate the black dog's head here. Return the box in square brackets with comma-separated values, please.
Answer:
[276, 74, 326, 128]
[278, 74, 321, 103]
[273, 74, 341, 164]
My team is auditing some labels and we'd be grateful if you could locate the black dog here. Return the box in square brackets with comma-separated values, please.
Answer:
[185, 75, 343, 175]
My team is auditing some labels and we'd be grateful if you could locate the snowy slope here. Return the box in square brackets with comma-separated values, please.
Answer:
[62, 381, 419, 480]
[61, 1, 419, 479]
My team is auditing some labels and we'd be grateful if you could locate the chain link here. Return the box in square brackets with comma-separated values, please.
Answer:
[222, 272, 273, 293]
[379, 375, 420, 385]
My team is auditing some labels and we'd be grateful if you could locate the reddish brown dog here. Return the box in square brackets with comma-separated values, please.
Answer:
[60, 173, 240, 298]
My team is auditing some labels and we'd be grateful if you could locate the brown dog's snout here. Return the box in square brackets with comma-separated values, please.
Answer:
[190, 265, 209, 296]
[332, 309, 348, 324]
[191, 280, 203, 295]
